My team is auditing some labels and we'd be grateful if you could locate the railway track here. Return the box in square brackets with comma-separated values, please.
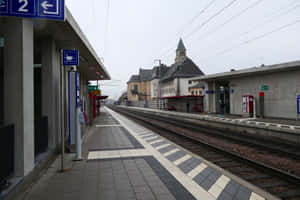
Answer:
[111, 106, 300, 200]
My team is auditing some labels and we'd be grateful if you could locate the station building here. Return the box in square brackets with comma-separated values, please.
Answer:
[190, 61, 300, 119]
[0, 8, 110, 196]
[127, 39, 205, 112]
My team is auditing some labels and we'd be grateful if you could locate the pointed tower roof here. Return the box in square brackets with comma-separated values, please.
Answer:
[176, 38, 186, 51]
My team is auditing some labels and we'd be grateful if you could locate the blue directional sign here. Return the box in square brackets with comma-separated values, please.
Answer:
[297, 95, 300, 115]
[62, 50, 79, 66]
[0, 0, 65, 20]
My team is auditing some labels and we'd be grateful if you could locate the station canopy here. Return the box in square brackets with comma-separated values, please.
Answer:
[34, 8, 110, 81]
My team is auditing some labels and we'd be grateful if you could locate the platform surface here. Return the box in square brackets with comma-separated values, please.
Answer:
[20, 107, 273, 200]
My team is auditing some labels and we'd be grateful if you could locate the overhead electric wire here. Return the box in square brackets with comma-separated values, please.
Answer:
[202, 19, 300, 60]
[203, 0, 300, 50]
[103, 0, 110, 59]
[158, 0, 217, 58]
[195, 0, 264, 42]
[177, 0, 217, 35]
[237, 3, 300, 38]
[185, 0, 239, 39]
[159, 0, 239, 59]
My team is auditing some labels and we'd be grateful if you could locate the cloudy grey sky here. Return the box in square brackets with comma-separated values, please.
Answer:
[66, 0, 300, 100]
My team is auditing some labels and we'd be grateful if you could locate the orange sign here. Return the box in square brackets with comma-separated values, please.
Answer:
[90, 90, 101, 96]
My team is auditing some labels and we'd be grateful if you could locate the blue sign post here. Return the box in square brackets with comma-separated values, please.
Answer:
[62, 50, 79, 66]
[297, 95, 300, 118]
[0, 0, 65, 20]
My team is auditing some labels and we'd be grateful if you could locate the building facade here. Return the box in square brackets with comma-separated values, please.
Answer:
[190, 61, 300, 119]
[127, 69, 152, 107]
[127, 39, 205, 112]
[158, 39, 205, 112]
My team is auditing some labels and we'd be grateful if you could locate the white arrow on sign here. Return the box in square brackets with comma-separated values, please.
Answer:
[41, 1, 54, 10]
[41, 0, 59, 15]
[66, 56, 73, 61]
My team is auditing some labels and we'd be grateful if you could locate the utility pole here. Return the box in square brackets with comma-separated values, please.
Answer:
[60, 54, 65, 172]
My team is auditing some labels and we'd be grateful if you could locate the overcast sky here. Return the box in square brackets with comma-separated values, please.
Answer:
[66, 0, 300, 100]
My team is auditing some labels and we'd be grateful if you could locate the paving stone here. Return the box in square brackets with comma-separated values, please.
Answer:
[146, 137, 161, 143]
[178, 157, 202, 174]
[22, 109, 258, 200]
[155, 194, 176, 200]
[224, 180, 241, 197]
[158, 145, 176, 154]
[136, 192, 155, 200]
[234, 185, 251, 200]
[217, 190, 234, 200]
[133, 186, 152, 194]
[151, 141, 167, 148]
[193, 173, 207, 184]
[199, 177, 217, 190]
[144, 157, 196, 200]
[150, 184, 170, 195]
[166, 150, 187, 162]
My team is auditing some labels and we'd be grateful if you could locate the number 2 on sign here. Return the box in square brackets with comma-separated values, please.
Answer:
[18, 0, 29, 12]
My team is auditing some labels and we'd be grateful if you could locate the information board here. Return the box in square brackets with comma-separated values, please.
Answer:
[62, 50, 79, 66]
[0, 0, 65, 20]
[297, 95, 300, 115]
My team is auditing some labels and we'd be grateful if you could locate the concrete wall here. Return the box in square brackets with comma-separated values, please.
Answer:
[229, 70, 300, 119]
[204, 82, 217, 113]
[161, 79, 177, 97]
[41, 38, 61, 150]
[151, 79, 159, 98]
[179, 78, 190, 96]
[2, 18, 35, 176]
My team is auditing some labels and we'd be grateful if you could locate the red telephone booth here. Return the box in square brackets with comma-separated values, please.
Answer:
[242, 95, 254, 114]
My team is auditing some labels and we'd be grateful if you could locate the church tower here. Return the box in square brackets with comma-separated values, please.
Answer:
[175, 38, 186, 63]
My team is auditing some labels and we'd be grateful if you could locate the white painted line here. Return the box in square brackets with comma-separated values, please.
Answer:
[139, 132, 153, 135]
[208, 184, 224, 199]
[88, 149, 151, 160]
[149, 139, 164, 145]
[208, 175, 230, 198]
[156, 143, 171, 150]
[214, 175, 230, 189]
[105, 107, 216, 200]
[144, 136, 159, 141]
[95, 125, 122, 127]
[187, 163, 207, 179]
[163, 148, 180, 157]
[141, 133, 154, 137]
[174, 155, 192, 166]
[250, 192, 265, 200]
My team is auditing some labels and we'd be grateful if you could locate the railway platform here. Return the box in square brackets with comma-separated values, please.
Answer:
[121, 106, 300, 146]
[18, 107, 276, 200]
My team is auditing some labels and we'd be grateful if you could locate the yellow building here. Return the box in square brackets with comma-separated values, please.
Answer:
[127, 69, 152, 106]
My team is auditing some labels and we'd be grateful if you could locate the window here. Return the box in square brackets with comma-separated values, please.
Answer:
[134, 84, 138, 91]
[191, 91, 194, 95]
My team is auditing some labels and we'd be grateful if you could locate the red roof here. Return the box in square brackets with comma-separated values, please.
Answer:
[96, 96, 108, 100]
